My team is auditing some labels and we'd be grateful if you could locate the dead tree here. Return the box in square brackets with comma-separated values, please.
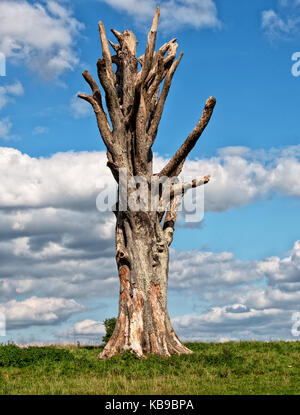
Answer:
[78, 7, 216, 359]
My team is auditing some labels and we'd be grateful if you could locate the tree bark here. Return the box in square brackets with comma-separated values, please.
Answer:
[99, 211, 192, 359]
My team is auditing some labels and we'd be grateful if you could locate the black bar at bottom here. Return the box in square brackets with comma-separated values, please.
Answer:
[0, 395, 299, 412]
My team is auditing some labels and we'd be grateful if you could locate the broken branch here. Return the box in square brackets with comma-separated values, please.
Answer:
[136, 7, 160, 89]
[98, 21, 116, 84]
[78, 71, 113, 153]
[158, 97, 216, 177]
[148, 52, 184, 141]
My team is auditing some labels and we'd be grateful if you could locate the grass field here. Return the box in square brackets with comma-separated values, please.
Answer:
[0, 341, 300, 395]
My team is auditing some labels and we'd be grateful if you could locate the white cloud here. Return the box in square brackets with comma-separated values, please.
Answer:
[268, 156, 300, 198]
[172, 239, 300, 302]
[258, 240, 300, 284]
[159, 0, 221, 31]
[0, 81, 24, 110]
[0, 1, 83, 79]
[0, 147, 116, 209]
[0, 296, 84, 329]
[169, 145, 300, 212]
[0, 206, 118, 302]
[169, 250, 260, 292]
[102, 0, 155, 21]
[100, 0, 221, 31]
[0, 148, 118, 305]
[57, 319, 106, 340]
[238, 285, 300, 311]
[172, 307, 291, 342]
[262, 1, 300, 40]
[171, 240, 300, 341]
[0, 146, 299, 340]
[1, 145, 300, 213]
[262, 9, 296, 39]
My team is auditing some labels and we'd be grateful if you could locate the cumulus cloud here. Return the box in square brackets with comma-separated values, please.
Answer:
[0, 296, 84, 330]
[0, 145, 299, 301]
[57, 319, 105, 341]
[0, 148, 118, 304]
[0, 147, 116, 210]
[0, 207, 118, 302]
[168, 240, 300, 306]
[0, 145, 300, 340]
[1, 145, 300, 213]
[172, 240, 300, 302]
[169, 249, 260, 292]
[100, 0, 221, 31]
[258, 241, 300, 284]
[0, 0, 83, 79]
[172, 307, 291, 342]
[162, 144, 300, 212]
[172, 240, 300, 341]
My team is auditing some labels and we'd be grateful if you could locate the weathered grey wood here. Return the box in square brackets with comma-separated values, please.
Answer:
[78, 6, 216, 359]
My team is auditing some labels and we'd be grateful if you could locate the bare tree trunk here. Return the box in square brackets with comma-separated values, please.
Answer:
[78, 7, 216, 359]
[99, 212, 192, 358]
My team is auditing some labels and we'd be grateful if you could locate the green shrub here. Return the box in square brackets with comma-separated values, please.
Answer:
[102, 318, 117, 345]
[0, 343, 74, 368]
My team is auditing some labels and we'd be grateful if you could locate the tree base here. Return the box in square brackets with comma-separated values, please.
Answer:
[97, 322, 193, 360]
[97, 265, 193, 360]
[97, 343, 193, 360]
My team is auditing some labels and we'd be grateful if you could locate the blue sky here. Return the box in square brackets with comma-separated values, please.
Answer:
[0, 0, 300, 344]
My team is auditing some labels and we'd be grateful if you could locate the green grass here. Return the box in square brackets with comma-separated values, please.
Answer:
[0, 341, 300, 395]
